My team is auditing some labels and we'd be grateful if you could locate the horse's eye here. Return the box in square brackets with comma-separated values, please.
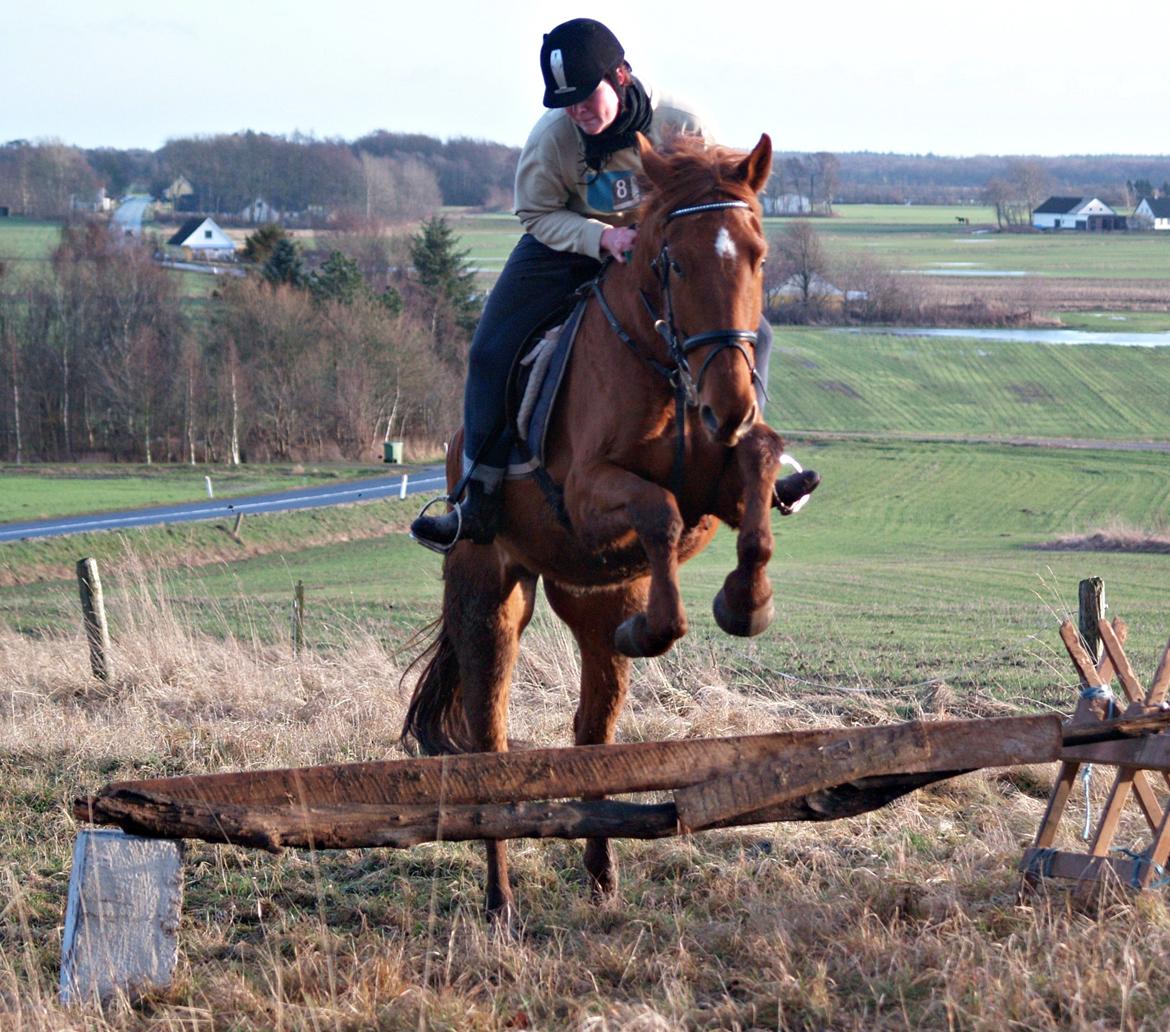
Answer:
[670, 259, 684, 277]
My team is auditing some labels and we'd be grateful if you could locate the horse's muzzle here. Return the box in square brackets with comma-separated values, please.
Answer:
[700, 401, 757, 446]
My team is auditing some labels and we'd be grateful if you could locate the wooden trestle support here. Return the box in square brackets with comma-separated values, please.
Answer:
[1021, 610, 1170, 894]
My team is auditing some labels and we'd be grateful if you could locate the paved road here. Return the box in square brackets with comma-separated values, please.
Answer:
[0, 467, 448, 543]
[111, 194, 151, 237]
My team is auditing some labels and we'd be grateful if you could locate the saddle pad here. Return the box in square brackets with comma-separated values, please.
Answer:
[506, 297, 588, 477]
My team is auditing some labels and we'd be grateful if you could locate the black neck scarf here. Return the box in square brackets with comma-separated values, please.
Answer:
[580, 76, 654, 173]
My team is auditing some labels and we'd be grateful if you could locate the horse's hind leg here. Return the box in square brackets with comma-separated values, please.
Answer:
[543, 578, 642, 898]
[711, 424, 784, 636]
[445, 544, 538, 919]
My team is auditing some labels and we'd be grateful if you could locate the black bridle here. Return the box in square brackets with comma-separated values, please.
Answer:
[591, 199, 766, 492]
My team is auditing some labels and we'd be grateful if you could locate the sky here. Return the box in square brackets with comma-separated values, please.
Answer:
[5, 0, 1166, 157]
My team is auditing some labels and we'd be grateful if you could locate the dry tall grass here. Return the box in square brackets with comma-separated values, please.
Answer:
[2, 563, 1169, 1030]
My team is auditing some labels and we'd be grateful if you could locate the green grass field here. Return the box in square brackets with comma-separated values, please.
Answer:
[2, 437, 1166, 706]
[448, 205, 1170, 284]
[0, 217, 61, 271]
[7, 234, 1170, 1027]
[772, 328, 1170, 439]
[4, 328, 1169, 678]
[7, 204, 1170, 303]
[0, 464, 388, 523]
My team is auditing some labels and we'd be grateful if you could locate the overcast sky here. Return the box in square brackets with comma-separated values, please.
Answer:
[5, 0, 1165, 157]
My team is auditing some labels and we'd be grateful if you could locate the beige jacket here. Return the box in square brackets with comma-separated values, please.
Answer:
[514, 85, 708, 259]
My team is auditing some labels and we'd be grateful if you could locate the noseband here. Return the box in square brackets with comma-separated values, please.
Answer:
[590, 198, 766, 491]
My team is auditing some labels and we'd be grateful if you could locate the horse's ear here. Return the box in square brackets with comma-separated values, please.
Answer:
[736, 133, 773, 194]
[638, 133, 671, 188]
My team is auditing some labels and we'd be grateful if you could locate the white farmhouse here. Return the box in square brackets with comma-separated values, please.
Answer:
[1032, 196, 1124, 231]
[166, 217, 235, 260]
[1134, 197, 1170, 230]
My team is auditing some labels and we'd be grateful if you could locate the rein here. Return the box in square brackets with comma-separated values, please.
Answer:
[592, 199, 765, 494]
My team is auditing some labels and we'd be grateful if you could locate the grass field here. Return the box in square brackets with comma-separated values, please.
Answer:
[4, 437, 1168, 703]
[0, 218, 62, 269]
[8, 210, 1170, 1027]
[446, 205, 1170, 285]
[7, 204, 1170, 306]
[773, 328, 1170, 439]
[0, 464, 387, 523]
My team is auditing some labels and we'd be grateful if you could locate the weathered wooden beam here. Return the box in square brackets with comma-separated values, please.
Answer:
[81, 716, 1060, 822]
[1061, 620, 1102, 691]
[1062, 735, 1170, 773]
[1150, 636, 1170, 707]
[84, 725, 907, 810]
[1019, 847, 1155, 889]
[1098, 618, 1144, 704]
[73, 770, 968, 850]
[1062, 707, 1170, 745]
[675, 721, 932, 830]
[675, 715, 1061, 830]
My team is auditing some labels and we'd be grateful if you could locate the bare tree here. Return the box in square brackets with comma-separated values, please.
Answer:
[810, 152, 841, 214]
[983, 178, 1011, 230]
[1005, 160, 1053, 224]
[766, 220, 829, 321]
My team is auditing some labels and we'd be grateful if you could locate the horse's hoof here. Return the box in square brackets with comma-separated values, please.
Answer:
[614, 614, 649, 658]
[585, 840, 619, 900]
[485, 893, 517, 930]
[713, 589, 774, 637]
[614, 614, 676, 658]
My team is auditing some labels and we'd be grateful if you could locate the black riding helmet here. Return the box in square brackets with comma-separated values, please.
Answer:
[540, 18, 625, 108]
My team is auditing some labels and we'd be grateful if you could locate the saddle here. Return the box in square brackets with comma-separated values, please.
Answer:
[503, 295, 590, 478]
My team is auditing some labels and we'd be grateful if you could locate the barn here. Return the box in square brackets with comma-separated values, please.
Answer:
[1032, 196, 1125, 231]
[1134, 196, 1170, 230]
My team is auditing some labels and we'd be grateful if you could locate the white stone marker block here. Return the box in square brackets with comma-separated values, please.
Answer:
[60, 828, 183, 1006]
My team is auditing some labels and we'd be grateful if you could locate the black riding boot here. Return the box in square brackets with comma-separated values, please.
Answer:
[410, 480, 502, 550]
[773, 468, 820, 515]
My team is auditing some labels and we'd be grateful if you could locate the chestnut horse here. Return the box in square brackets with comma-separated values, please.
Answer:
[404, 133, 816, 917]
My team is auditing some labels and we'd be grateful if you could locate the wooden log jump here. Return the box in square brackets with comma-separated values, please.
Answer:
[75, 715, 1063, 850]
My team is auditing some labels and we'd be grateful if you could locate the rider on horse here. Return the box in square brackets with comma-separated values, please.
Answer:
[410, 17, 774, 551]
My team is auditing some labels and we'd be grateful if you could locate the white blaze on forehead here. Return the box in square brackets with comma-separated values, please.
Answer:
[714, 226, 737, 262]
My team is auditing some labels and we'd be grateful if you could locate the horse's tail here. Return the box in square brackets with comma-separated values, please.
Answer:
[400, 610, 472, 756]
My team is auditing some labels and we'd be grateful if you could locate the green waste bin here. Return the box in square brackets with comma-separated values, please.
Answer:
[383, 440, 404, 464]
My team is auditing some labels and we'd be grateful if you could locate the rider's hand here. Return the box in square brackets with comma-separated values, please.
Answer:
[600, 225, 638, 263]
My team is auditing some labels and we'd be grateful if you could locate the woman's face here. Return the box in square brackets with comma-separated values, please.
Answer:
[565, 78, 622, 135]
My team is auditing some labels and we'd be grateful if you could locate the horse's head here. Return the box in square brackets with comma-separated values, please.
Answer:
[636, 132, 772, 446]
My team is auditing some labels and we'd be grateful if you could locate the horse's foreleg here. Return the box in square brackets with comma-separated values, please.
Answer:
[543, 580, 641, 899]
[447, 546, 537, 919]
[565, 464, 686, 658]
[710, 424, 784, 637]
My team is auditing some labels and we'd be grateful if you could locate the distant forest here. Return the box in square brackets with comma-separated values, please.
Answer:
[823, 152, 1170, 206]
[3, 131, 1170, 221]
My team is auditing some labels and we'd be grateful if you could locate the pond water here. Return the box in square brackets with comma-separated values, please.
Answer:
[913, 269, 1028, 277]
[844, 327, 1170, 347]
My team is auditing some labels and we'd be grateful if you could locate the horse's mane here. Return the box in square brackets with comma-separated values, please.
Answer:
[637, 134, 762, 241]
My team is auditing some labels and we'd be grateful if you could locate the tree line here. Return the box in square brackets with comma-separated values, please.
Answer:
[1, 132, 520, 222]
[807, 151, 1170, 206]
[8, 132, 1170, 223]
[0, 218, 479, 464]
